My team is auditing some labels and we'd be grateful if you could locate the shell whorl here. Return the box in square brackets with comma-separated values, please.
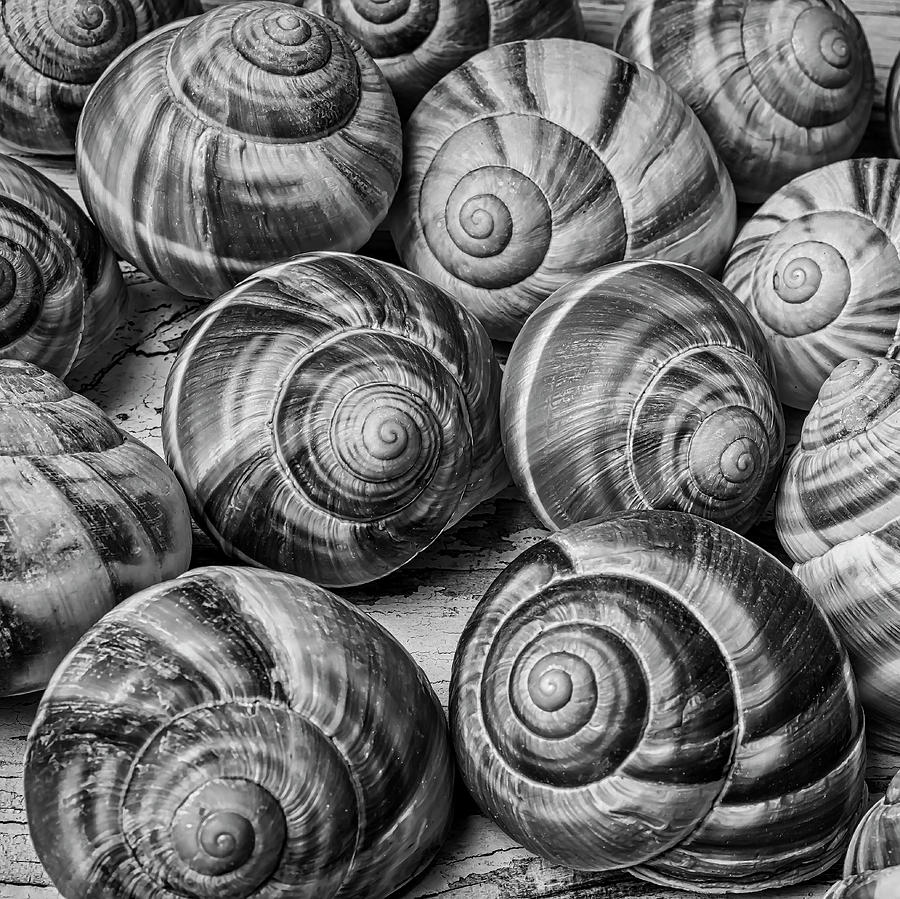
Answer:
[723, 158, 900, 410]
[450, 511, 867, 891]
[500, 261, 784, 534]
[161, 252, 508, 587]
[24, 566, 455, 899]
[390, 40, 736, 341]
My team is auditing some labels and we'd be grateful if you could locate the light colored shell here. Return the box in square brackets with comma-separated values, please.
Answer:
[723, 158, 900, 411]
[76, 2, 402, 299]
[616, 0, 874, 202]
[389, 39, 736, 341]
[501, 260, 784, 534]
[450, 510, 868, 892]
[824, 869, 900, 899]
[0, 359, 192, 696]
[0, 0, 193, 155]
[162, 252, 508, 588]
[24, 565, 455, 899]
[777, 354, 900, 752]
[0, 153, 125, 377]
[305, 0, 583, 116]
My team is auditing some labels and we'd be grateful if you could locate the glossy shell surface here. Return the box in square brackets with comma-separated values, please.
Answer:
[888, 51, 900, 157]
[76, 3, 402, 299]
[390, 39, 737, 341]
[25, 565, 455, 899]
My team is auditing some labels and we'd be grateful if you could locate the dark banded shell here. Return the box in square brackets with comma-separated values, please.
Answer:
[723, 158, 900, 411]
[0, 153, 125, 377]
[0, 359, 192, 696]
[24, 565, 455, 899]
[501, 260, 784, 534]
[389, 39, 736, 341]
[616, 0, 874, 203]
[0, 0, 193, 155]
[305, 0, 583, 116]
[777, 355, 900, 751]
[76, 2, 402, 299]
[450, 510, 867, 892]
[162, 252, 508, 587]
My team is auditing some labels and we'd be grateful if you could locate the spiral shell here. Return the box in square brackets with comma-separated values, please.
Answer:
[0, 1, 193, 154]
[0, 358, 192, 695]
[776, 355, 900, 751]
[501, 260, 784, 534]
[723, 158, 900, 411]
[0, 154, 125, 377]
[25, 565, 454, 899]
[450, 510, 867, 891]
[76, 3, 402, 300]
[162, 252, 508, 587]
[616, 0, 874, 203]
[305, 0, 583, 117]
[389, 39, 736, 341]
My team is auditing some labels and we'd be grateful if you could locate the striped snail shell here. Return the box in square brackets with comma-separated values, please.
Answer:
[25, 565, 455, 899]
[0, 153, 125, 377]
[723, 158, 900, 411]
[449, 510, 868, 892]
[0, 1, 193, 155]
[615, 0, 874, 203]
[0, 359, 191, 696]
[162, 252, 508, 588]
[389, 39, 737, 341]
[776, 352, 900, 752]
[501, 260, 784, 534]
[888, 51, 900, 158]
[304, 0, 584, 117]
[76, 2, 402, 300]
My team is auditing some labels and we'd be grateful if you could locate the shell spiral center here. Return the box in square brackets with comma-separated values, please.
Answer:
[792, 7, 855, 88]
[232, 8, 331, 75]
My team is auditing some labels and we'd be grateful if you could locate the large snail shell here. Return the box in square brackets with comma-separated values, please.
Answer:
[616, 0, 874, 203]
[389, 39, 737, 341]
[0, 1, 193, 155]
[777, 355, 900, 751]
[723, 158, 900, 411]
[0, 154, 125, 377]
[25, 565, 455, 899]
[0, 359, 192, 695]
[305, 0, 583, 117]
[76, 3, 402, 299]
[162, 252, 508, 588]
[501, 260, 784, 534]
[449, 510, 867, 891]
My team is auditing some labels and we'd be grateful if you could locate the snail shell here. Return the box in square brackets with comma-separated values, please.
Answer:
[501, 260, 785, 534]
[777, 354, 900, 752]
[304, 0, 584, 116]
[449, 510, 867, 892]
[0, 153, 125, 377]
[25, 565, 455, 899]
[389, 39, 737, 341]
[0, 0, 193, 155]
[76, 2, 402, 299]
[824, 870, 900, 899]
[162, 251, 508, 588]
[888, 51, 900, 157]
[723, 158, 900, 411]
[0, 359, 192, 696]
[615, 0, 874, 203]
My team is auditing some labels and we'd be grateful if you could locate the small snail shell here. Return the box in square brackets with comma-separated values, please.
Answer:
[389, 39, 737, 341]
[723, 158, 900, 411]
[76, 2, 402, 299]
[0, 1, 193, 155]
[304, 0, 584, 116]
[776, 354, 900, 752]
[162, 252, 508, 588]
[0, 359, 192, 696]
[888, 52, 900, 157]
[0, 153, 125, 377]
[501, 260, 784, 534]
[616, 0, 874, 203]
[449, 510, 867, 891]
[25, 565, 455, 899]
